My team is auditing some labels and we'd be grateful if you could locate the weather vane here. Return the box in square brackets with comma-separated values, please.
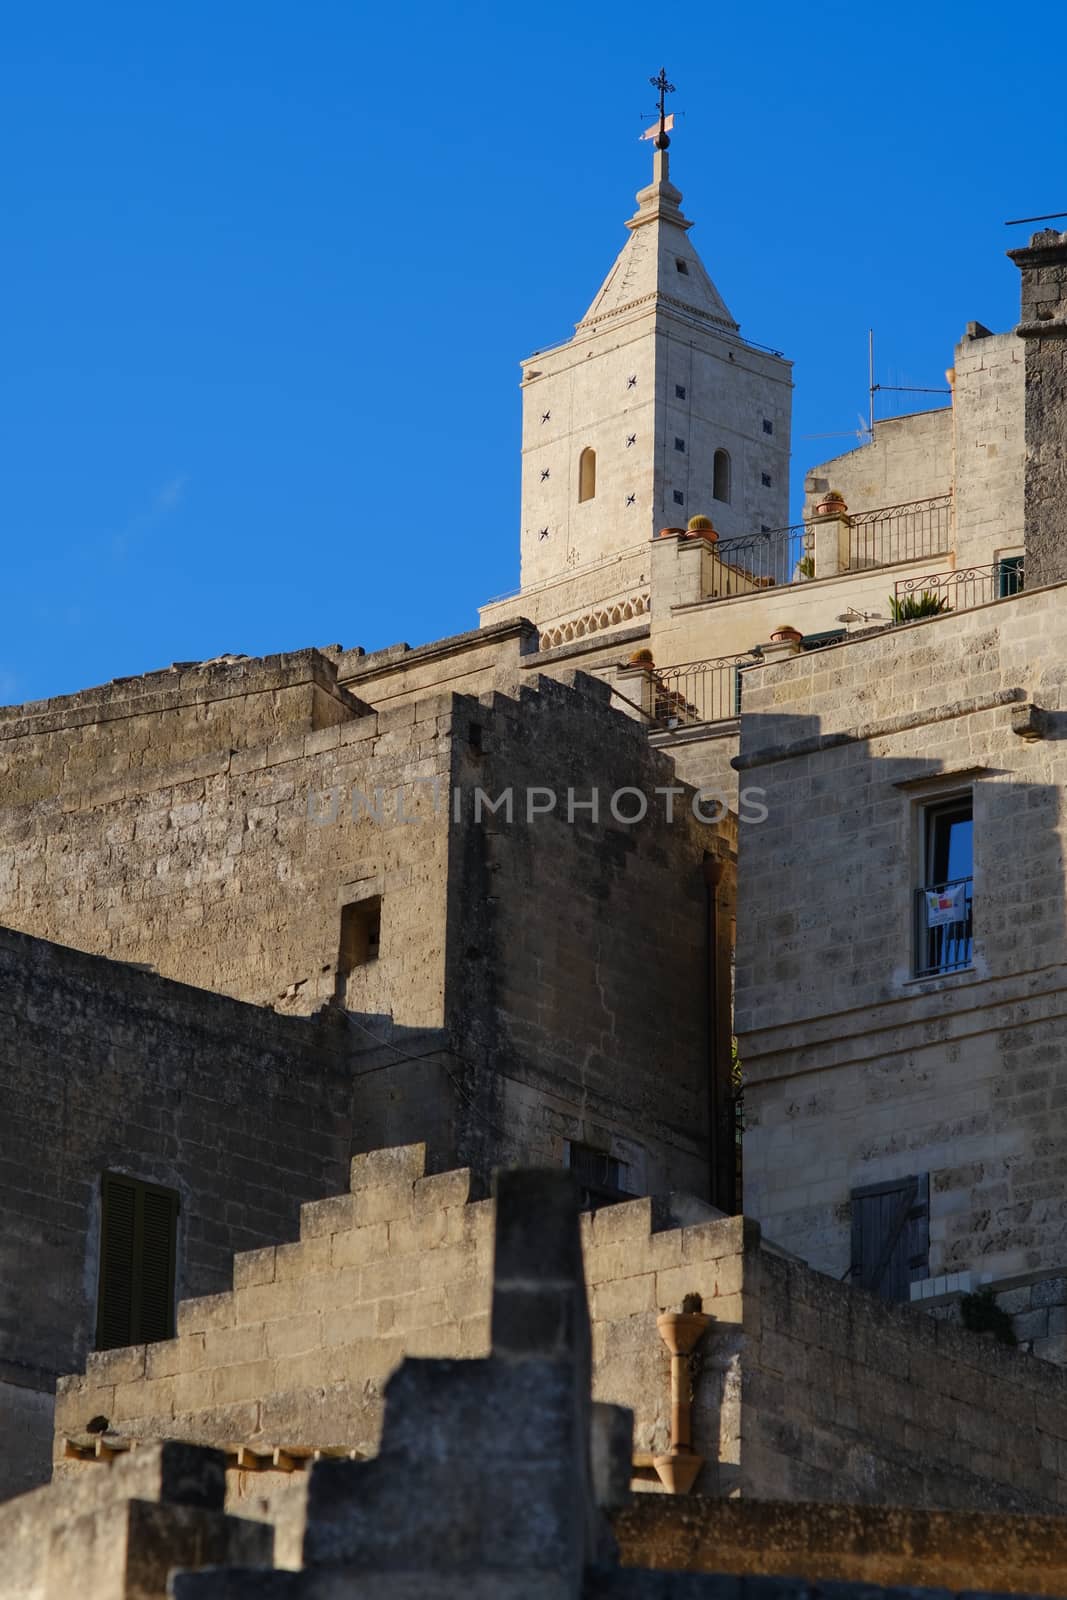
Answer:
[642, 68, 677, 149]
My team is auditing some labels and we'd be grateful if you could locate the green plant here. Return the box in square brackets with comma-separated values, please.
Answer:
[959, 1286, 1017, 1346]
[796, 555, 815, 579]
[731, 1036, 743, 1095]
[889, 591, 951, 623]
[822, 490, 845, 502]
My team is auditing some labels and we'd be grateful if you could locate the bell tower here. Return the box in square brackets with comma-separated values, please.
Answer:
[501, 98, 793, 640]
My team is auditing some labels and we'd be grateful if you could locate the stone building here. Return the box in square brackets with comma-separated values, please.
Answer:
[0, 640, 736, 1496]
[736, 230, 1067, 1347]
[7, 97, 1067, 1594]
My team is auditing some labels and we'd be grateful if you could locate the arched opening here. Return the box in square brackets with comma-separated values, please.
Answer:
[578, 447, 597, 503]
[713, 449, 731, 504]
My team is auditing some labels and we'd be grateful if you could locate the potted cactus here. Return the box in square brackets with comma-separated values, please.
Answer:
[686, 514, 719, 542]
[628, 648, 655, 668]
[769, 625, 802, 643]
[815, 489, 848, 516]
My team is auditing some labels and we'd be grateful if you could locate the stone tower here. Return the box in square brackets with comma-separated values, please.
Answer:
[517, 140, 793, 603]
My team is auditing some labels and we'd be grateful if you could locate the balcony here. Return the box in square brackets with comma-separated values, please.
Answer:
[690, 494, 953, 606]
[650, 653, 761, 728]
[893, 558, 1025, 618]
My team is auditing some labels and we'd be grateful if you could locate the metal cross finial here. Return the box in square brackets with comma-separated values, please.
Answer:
[649, 67, 676, 148]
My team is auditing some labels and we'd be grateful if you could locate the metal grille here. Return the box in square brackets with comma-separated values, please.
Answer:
[847, 493, 953, 570]
[651, 653, 761, 728]
[915, 876, 974, 977]
[894, 558, 1025, 617]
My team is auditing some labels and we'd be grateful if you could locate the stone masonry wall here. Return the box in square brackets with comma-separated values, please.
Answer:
[1010, 230, 1067, 587]
[0, 925, 360, 1501]
[444, 673, 734, 1201]
[736, 583, 1067, 1290]
[53, 1145, 1067, 1527]
[0, 649, 453, 1025]
[951, 325, 1024, 570]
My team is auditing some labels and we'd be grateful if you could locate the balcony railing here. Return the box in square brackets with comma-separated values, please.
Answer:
[848, 494, 953, 570]
[915, 876, 974, 977]
[893, 558, 1024, 618]
[651, 652, 762, 728]
[706, 525, 808, 597]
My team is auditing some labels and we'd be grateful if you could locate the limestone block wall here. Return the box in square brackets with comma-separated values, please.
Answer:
[0, 650, 453, 1022]
[736, 584, 1067, 1287]
[334, 619, 538, 711]
[803, 408, 953, 518]
[951, 326, 1024, 570]
[53, 1148, 1067, 1525]
[443, 673, 733, 1201]
[0, 925, 359, 1502]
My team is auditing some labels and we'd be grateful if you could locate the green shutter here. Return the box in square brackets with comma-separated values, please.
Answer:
[96, 1175, 137, 1350]
[96, 1174, 178, 1349]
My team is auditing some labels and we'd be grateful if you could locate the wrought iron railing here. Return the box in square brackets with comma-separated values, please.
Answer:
[893, 558, 1024, 618]
[706, 525, 809, 597]
[651, 652, 762, 728]
[848, 493, 953, 570]
[915, 876, 974, 977]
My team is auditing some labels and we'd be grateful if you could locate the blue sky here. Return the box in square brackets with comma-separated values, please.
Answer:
[1, 0, 1061, 705]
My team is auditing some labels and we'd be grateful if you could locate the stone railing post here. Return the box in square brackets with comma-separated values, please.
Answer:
[810, 511, 851, 578]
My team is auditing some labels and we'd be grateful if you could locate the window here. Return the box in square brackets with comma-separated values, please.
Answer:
[996, 554, 1025, 597]
[338, 897, 382, 978]
[567, 1141, 631, 1211]
[850, 1175, 929, 1301]
[916, 796, 973, 976]
[713, 449, 731, 503]
[673, 490, 684, 506]
[762, 418, 774, 435]
[578, 447, 596, 503]
[761, 472, 773, 488]
[674, 437, 685, 453]
[96, 1174, 178, 1350]
[675, 258, 689, 275]
[675, 384, 687, 400]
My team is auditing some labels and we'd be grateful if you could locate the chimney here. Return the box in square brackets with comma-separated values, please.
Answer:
[1008, 229, 1067, 586]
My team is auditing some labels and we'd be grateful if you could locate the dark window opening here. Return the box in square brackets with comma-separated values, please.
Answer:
[851, 1175, 929, 1301]
[675, 384, 687, 400]
[568, 1141, 631, 1211]
[713, 449, 731, 503]
[673, 490, 684, 506]
[996, 554, 1025, 596]
[338, 897, 382, 978]
[674, 437, 686, 453]
[675, 258, 689, 275]
[96, 1173, 178, 1350]
[916, 796, 973, 976]
[762, 472, 773, 487]
[762, 418, 774, 435]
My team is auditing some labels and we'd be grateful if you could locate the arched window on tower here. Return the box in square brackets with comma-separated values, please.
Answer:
[578, 448, 597, 503]
[713, 449, 731, 504]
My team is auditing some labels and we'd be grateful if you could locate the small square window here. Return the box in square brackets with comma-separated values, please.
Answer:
[762, 472, 772, 487]
[673, 490, 684, 506]
[675, 384, 686, 400]
[674, 437, 685, 453]
[675, 258, 689, 275]
[763, 418, 774, 435]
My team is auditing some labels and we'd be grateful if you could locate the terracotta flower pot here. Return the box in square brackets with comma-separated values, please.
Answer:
[769, 626, 802, 643]
[816, 496, 847, 517]
[628, 650, 655, 669]
[658, 526, 688, 539]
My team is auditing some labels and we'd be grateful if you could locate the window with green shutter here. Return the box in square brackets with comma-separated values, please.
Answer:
[95, 1173, 179, 1349]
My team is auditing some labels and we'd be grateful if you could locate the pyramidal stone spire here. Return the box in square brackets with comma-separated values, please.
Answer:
[578, 145, 739, 334]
